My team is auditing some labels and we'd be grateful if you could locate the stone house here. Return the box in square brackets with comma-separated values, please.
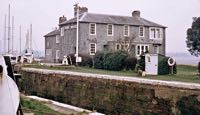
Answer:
[44, 6, 166, 63]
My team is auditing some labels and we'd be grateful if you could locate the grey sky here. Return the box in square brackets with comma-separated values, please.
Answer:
[0, 0, 200, 54]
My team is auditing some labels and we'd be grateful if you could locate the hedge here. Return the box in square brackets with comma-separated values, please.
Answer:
[158, 57, 177, 75]
[93, 51, 128, 71]
[93, 52, 106, 69]
[68, 53, 92, 67]
[123, 57, 137, 70]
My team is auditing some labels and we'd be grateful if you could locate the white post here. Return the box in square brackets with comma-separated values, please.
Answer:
[75, 3, 79, 65]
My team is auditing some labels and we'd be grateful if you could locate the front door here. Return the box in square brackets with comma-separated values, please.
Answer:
[145, 54, 158, 75]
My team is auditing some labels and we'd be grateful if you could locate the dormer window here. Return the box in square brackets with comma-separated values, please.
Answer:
[139, 26, 145, 37]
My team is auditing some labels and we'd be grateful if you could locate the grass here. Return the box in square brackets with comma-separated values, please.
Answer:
[21, 96, 65, 115]
[22, 64, 200, 83]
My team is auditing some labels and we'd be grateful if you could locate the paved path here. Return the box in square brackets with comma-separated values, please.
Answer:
[22, 68, 200, 90]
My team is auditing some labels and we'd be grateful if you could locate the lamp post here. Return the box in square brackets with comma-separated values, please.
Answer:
[75, 2, 79, 65]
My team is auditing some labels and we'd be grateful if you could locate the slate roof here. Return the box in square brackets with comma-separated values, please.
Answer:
[44, 29, 60, 37]
[59, 13, 166, 28]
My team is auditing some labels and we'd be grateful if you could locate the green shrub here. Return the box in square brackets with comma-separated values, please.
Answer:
[93, 52, 105, 69]
[103, 51, 128, 71]
[68, 54, 92, 67]
[78, 54, 93, 67]
[158, 57, 177, 75]
[138, 55, 145, 71]
[123, 57, 137, 70]
[68, 54, 76, 65]
[93, 51, 128, 71]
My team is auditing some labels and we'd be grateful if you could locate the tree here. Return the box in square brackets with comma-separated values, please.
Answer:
[186, 17, 200, 57]
[116, 33, 137, 55]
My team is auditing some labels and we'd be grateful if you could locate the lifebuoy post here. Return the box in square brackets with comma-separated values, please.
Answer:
[168, 57, 176, 75]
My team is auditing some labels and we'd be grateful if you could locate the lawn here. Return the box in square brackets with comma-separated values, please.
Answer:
[22, 64, 200, 83]
[21, 95, 65, 115]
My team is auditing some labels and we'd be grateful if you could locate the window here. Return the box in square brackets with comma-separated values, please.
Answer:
[124, 25, 129, 36]
[45, 49, 52, 60]
[139, 26, 145, 37]
[136, 44, 149, 56]
[46, 41, 50, 48]
[56, 35, 60, 43]
[150, 27, 162, 39]
[61, 27, 64, 36]
[89, 23, 96, 35]
[90, 43, 96, 55]
[107, 24, 113, 36]
[116, 44, 120, 50]
[116, 43, 129, 50]
[56, 50, 60, 59]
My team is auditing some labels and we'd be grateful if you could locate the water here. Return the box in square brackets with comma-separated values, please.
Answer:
[167, 52, 200, 65]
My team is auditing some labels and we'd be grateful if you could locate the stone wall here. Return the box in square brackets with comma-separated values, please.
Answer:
[19, 68, 200, 115]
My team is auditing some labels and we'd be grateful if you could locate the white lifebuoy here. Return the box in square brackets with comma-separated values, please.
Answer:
[168, 57, 175, 66]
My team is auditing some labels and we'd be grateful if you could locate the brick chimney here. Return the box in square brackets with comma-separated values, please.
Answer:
[59, 15, 67, 24]
[74, 6, 88, 17]
[132, 10, 140, 18]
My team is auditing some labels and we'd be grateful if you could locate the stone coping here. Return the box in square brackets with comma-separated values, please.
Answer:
[22, 68, 200, 90]
[27, 96, 104, 115]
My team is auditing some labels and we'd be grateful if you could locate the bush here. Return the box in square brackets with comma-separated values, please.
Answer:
[93, 51, 128, 71]
[138, 55, 145, 71]
[68, 54, 76, 65]
[103, 51, 128, 71]
[68, 53, 92, 67]
[93, 52, 105, 69]
[158, 57, 177, 75]
[123, 57, 137, 70]
[78, 54, 93, 67]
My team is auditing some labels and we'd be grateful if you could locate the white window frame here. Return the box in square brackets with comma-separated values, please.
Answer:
[89, 23, 96, 35]
[124, 25, 129, 36]
[136, 44, 149, 56]
[56, 35, 60, 43]
[107, 24, 113, 36]
[139, 26, 145, 37]
[56, 50, 60, 59]
[60, 27, 64, 36]
[89, 43, 96, 55]
[149, 27, 162, 39]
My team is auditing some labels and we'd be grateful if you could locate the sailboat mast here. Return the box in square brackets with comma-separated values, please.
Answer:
[4, 15, 7, 53]
[19, 25, 21, 53]
[12, 16, 14, 54]
[30, 24, 32, 53]
[7, 4, 11, 54]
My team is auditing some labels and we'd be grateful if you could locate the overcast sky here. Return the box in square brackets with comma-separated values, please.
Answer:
[0, 0, 200, 54]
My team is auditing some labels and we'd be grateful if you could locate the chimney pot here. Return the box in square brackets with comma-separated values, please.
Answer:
[59, 15, 67, 24]
[132, 10, 140, 18]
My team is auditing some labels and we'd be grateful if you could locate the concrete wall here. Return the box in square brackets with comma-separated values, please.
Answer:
[19, 68, 200, 115]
